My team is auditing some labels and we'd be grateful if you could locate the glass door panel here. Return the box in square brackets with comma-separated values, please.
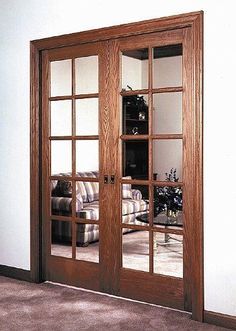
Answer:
[76, 98, 99, 135]
[51, 140, 72, 175]
[153, 231, 183, 277]
[122, 49, 148, 91]
[119, 30, 185, 308]
[153, 139, 183, 182]
[51, 220, 72, 258]
[43, 44, 102, 291]
[76, 140, 99, 172]
[51, 100, 72, 136]
[122, 95, 148, 135]
[153, 92, 182, 134]
[122, 141, 148, 180]
[153, 44, 182, 88]
[75, 55, 98, 94]
[50, 59, 72, 96]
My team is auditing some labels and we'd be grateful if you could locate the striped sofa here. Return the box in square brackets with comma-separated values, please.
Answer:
[51, 171, 149, 246]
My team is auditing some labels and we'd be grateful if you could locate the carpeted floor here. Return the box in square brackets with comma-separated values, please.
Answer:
[0, 276, 231, 331]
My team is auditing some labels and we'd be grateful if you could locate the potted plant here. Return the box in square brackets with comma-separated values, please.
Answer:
[154, 168, 182, 219]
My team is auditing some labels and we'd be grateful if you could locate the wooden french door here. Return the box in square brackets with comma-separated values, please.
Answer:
[41, 26, 196, 312]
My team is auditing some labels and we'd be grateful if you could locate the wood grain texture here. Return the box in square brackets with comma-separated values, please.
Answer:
[99, 40, 121, 294]
[204, 311, 236, 330]
[47, 257, 99, 291]
[182, 26, 193, 313]
[30, 41, 41, 282]
[191, 12, 204, 322]
[120, 269, 184, 310]
[41, 50, 51, 280]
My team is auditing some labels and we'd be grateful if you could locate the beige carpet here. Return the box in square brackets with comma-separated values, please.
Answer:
[0, 276, 231, 331]
[52, 231, 183, 278]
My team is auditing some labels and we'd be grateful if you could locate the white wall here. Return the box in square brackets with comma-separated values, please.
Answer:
[0, 0, 236, 317]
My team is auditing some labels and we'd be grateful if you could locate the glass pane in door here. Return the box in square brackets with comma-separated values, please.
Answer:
[51, 220, 72, 258]
[51, 140, 72, 175]
[122, 49, 148, 90]
[153, 44, 182, 88]
[153, 93, 182, 134]
[50, 60, 72, 96]
[122, 94, 148, 135]
[51, 100, 72, 136]
[122, 230, 149, 272]
[153, 140, 182, 181]
[153, 232, 183, 278]
[75, 56, 98, 94]
[76, 98, 99, 135]
[122, 140, 148, 180]
[76, 140, 99, 173]
[76, 223, 99, 263]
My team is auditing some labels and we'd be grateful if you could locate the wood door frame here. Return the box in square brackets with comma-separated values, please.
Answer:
[30, 11, 203, 321]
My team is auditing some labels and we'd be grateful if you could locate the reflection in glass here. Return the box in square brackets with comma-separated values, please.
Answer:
[75, 56, 98, 94]
[153, 44, 182, 88]
[122, 49, 148, 90]
[122, 95, 148, 135]
[153, 140, 182, 181]
[122, 141, 148, 180]
[51, 220, 72, 258]
[76, 223, 99, 263]
[51, 100, 72, 136]
[76, 98, 98, 135]
[76, 140, 99, 172]
[122, 184, 149, 226]
[51, 140, 72, 175]
[50, 60, 72, 97]
[153, 232, 183, 278]
[153, 185, 182, 226]
[153, 92, 182, 134]
[51, 180, 73, 217]
[122, 230, 149, 272]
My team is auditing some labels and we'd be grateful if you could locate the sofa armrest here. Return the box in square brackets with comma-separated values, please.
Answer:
[131, 189, 142, 200]
[51, 196, 83, 213]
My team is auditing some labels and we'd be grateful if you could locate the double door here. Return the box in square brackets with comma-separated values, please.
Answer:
[42, 27, 195, 311]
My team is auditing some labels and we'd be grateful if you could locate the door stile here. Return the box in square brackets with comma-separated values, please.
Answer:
[41, 50, 50, 279]
[99, 40, 121, 294]
[182, 27, 194, 312]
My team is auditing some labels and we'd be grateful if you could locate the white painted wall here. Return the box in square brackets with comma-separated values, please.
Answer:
[0, 0, 236, 317]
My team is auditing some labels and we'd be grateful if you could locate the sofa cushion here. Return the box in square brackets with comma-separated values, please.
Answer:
[122, 176, 132, 199]
[76, 171, 98, 202]
[84, 181, 99, 202]
[76, 181, 88, 202]
[51, 194, 83, 214]
[122, 199, 148, 215]
[79, 201, 99, 220]
[77, 199, 148, 221]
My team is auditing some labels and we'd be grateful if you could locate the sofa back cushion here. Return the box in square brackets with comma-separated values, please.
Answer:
[77, 171, 99, 202]
[84, 182, 99, 202]
[122, 176, 132, 199]
[53, 178, 88, 203]
[52, 171, 99, 202]
[76, 181, 88, 202]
